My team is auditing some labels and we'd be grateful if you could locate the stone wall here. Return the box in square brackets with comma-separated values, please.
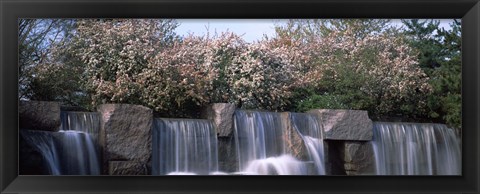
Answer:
[201, 103, 237, 172]
[202, 103, 236, 137]
[19, 100, 379, 176]
[109, 161, 148, 175]
[309, 109, 375, 175]
[280, 112, 310, 161]
[342, 141, 376, 175]
[19, 101, 61, 175]
[19, 101, 61, 131]
[97, 104, 153, 175]
[308, 109, 372, 141]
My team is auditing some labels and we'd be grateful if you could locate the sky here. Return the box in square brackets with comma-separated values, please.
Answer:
[175, 19, 456, 43]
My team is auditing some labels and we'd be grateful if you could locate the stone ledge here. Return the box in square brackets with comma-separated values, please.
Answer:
[308, 109, 373, 141]
[97, 104, 153, 174]
[19, 100, 61, 131]
[201, 103, 236, 137]
[109, 161, 148, 175]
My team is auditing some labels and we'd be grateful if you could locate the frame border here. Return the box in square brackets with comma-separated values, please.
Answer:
[1, 0, 479, 193]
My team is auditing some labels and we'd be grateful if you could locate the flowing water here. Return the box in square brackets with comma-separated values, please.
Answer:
[152, 118, 219, 175]
[290, 113, 326, 175]
[372, 122, 461, 175]
[233, 110, 286, 173]
[55, 130, 101, 175]
[60, 111, 100, 143]
[20, 130, 62, 175]
[233, 110, 316, 175]
[243, 154, 307, 175]
[20, 111, 101, 175]
[21, 108, 462, 176]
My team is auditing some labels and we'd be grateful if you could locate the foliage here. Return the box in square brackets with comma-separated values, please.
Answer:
[138, 34, 222, 116]
[402, 19, 461, 129]
[22, 19, 459, 123]
[71, 19, 179, 110]
[275, 19, 432, 118]
[29, 45, 88, 106]
[19, 19, 77, 102]
[226, 38, 305, 110]
[70, 19, 307, 114]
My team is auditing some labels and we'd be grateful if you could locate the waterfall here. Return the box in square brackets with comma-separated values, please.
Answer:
[234, 110, 285, 172]
[58, 111, 101, 175]
[152, 118, 219, 175]
[20, 130, 61, 175]
[20, 111, 101, 175]
[233, 110, 311, 175]
[60, 111, 100, 143]
[372, 122, 461, 175]
[290, 113, 326, 175]
[244, 155, 307, 175]
[55, 130, 101, 175]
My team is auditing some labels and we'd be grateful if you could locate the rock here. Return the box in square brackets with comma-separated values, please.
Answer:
[97, 104, 153, 175]
[280, 112, 309, 161]
[109, 161, 148, 175]
[308, 109, 373, 141]
[201, 103, 237, 172]
[19, 101, 61, 131]
[343, 141, 376, 175]
[201, 103, 236, 137]
[217, 136, 237, 172]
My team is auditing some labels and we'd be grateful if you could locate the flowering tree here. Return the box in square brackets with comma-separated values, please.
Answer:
[225, 38, 307, 110]
[138, 35, 218, 114]
[27, 19, 438, 119]
[70, 19, 179, 108]
[274, 19, 432, 116]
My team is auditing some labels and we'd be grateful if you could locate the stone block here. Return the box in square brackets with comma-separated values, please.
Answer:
[217, 136, 237, 172]
[98, 104, 153, 174]
[343, 141, 376, 175]
[280, 112, 310, 161]
[109, 161, 148, 175]
[19, 101, 61, 131]
[308, 109, 373, 141]
[202, 103, 236, 137]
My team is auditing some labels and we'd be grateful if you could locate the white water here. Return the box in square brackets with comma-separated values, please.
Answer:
[302, 136, 325, 175]
[233, 110, 285, 173]
[20, 130, 62, 175]
[21, 111, 101, 175]
[60, 111, 100, 143]
[152, 118, 219, 175]
[233, 110, 321, 175]
[56, 130, 101, 175]
[244, 154, 308, 175]
[290, 113, 325, 175]
[167, 172, 197, 175]
[372, 122, 461, 175]
[58, 111, 101, 175]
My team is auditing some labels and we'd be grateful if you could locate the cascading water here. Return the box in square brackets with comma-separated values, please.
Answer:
[58, 111, 101, 175]
[152, 118, 219, 175]
[244, 155, 307, 175]
[20, 130, 61, 175]
[233, 110, 307, 175]
[60, 111, 100, 143]
[55, 130, 101, 175]
[20, 111, 101, 175]
[290, 113, 326, 175]
[372, 122, 461, 175]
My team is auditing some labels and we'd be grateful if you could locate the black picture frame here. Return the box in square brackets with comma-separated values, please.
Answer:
[1, 0, 479, 193]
